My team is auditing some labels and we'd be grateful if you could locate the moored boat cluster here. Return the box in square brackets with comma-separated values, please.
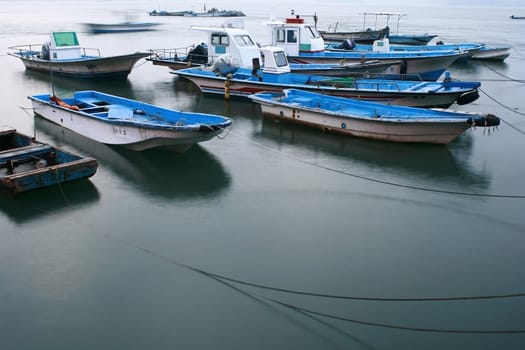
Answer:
[6, 11, 505, 192]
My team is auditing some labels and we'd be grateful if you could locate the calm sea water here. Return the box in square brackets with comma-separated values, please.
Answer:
[1, 1, 524, 349]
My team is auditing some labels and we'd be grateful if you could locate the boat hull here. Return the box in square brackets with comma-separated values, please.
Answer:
[9, 52, 149, 78]
[470, 47, 511, 61]
[29, 92, 231, 152]
[176, 71, 477, 108]
[288, 53, 464, 81]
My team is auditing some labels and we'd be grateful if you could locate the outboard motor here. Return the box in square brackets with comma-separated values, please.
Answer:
[339, 39, 355, 51]
[41, 42, 50, 60]
[210, 53, 239, 76]
[186, 43, 208, 64]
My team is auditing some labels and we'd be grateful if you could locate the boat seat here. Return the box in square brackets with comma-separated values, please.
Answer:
[0, 145, 51, 165]
[107, 106, 134, 119]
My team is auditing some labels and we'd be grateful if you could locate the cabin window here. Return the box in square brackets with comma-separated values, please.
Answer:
[211, 33, 229, 46]
[52, 32, 79, 47]
[286, 29, 298, 43]
[275, 29, 286, 43]
[305, 26, 321, 38]
[273, 51, 288, 67]
[234, 35, 255, 47]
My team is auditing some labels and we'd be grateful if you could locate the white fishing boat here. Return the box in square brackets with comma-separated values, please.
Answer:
[28, 91, 232, 152]
[248, 89, 500, 145]
[8, 31, 149, 78]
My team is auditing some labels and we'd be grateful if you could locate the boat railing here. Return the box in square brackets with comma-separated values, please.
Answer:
[8, 44, 101, 58]
[149, 45, 204, 61]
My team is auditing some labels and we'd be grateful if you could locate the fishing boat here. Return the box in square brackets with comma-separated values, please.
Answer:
[28, 91, 233, 152]
[470, 46, 512, 61]
[248, 89, 500, 145]
[84, 21, 162, 34]
[326, 40, 483, 57]
[266, 15, 467, 81]
[319, 26, 390, 44]
[174, 46, 480, 108]
[0, 127, 98, 193]
[148, 25, 398, 77]
[8, 31, 149, 78]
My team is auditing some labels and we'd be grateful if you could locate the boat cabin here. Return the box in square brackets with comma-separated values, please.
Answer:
[260, 46, 291, 74]
[192, 24, 262, 68]
[42, 32, 83, 60]
[266, 16, 325, 56]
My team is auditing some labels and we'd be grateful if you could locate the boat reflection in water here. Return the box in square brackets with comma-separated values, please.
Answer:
[253, 118, 491, 191]
[0, 180, 100, 224]
[34, 118, 231, 200]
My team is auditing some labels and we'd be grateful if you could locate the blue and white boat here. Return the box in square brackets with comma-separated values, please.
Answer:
[175, 46, 481, 108]
[8, 32, 149, 78]
[266, 16, 468, 81]
[0, 127, 98, 193]
[148, 24, 400, 77]
[248, 89, 500, 145]
[28, 91, 233, 152]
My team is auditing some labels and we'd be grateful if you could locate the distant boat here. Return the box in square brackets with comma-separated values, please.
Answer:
[28, 90, 233, 152]
[248, 89, 500, 145]
[0, 127, 98, 193]
[149, 8, 245, 17]
[510, 15, 525, 19]
[174, 46, 481, 108]
[149, 10, 192, 16]
[8, 31, 149, 78]
[84, 21, 162, 34]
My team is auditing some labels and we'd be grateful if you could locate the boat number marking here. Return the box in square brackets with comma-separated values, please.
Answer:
[112, 126, 127, 136]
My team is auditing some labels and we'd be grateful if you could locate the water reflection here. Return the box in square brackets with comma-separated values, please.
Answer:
[34, 118, 231, 200]
[253, 118, 491, 189]
[0, 180, 100, 224]
[21, 69, 137, 99]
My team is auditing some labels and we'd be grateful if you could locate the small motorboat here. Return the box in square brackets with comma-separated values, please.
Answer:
[8, 31, 149, 78]
[248, 89, 500, 145]
[28, 91, 233, 152]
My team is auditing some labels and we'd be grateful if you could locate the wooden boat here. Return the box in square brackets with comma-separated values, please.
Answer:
[8, 31, 149, 78]
[174, 46, 480, 108]
[28, 91, 233, 152]
[266, 16, 467, 81]
[248, 89, 500, 145]
[84, 22, 161, 34]
[0, 127, 98, 193]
